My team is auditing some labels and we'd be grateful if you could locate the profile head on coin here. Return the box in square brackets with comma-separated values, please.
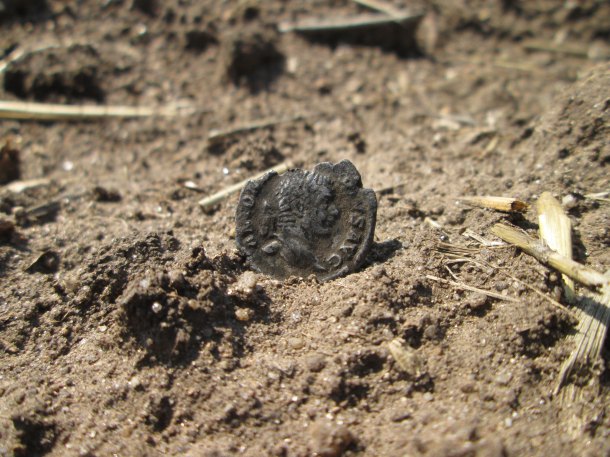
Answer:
[277, 169, 339, 236]
[235, 160, 377, 281]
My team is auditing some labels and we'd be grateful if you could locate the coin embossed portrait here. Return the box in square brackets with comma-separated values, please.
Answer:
[236, 160, 377, 281]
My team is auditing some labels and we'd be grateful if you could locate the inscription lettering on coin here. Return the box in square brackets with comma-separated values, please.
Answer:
[235, 160, 377, 281]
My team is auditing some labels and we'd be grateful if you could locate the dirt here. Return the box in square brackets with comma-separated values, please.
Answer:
[0, 1, 609, 456]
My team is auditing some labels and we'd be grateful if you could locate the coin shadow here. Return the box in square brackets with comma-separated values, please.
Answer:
[363, 239, 403, 267]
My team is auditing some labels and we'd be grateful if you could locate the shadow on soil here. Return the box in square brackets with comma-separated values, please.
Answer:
[364, 238, 403, 266]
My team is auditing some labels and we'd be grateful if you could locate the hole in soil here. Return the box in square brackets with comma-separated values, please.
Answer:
[401, 324, 424, 349]
[367, 316, 398, 331]
[331, 378, 370, 407]
[12, 415, 58, 457]
[3, 70, 26, 97]
[185, 29, 218, 52]
[145, 396, 174, 432]
[347, 351, 385, 377]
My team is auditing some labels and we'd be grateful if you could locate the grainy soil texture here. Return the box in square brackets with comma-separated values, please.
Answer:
[1, 1, 609, 456]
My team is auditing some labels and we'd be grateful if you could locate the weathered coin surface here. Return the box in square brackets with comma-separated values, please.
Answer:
[235, 160, 377, 281]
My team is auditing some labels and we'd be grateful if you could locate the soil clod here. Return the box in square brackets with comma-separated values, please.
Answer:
[310, 420, 355, 457]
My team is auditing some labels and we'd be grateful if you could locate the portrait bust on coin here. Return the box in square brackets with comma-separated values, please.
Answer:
[236, 160, 377, 281]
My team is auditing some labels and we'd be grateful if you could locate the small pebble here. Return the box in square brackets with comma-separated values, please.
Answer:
[494, 281, 509, 292]
[25, 251, 60, 273]
[460, 382, 477, 394]
[305, 354, 326, 373]
[423, 323, 440, 340]
[288, 337, 304, 350]
[128, 377, 141, 389]
[390, 411, 412, 422]
[561, 193, 578, 210]
[494, 371, 512, 386]
[230, 271, 259, 297]
[310, 420, 354, 457]
[168, 270, 187, 290]
[235, 308, 253, 322]
[465, 292, 488, 311]
[151, 302, 162, 314]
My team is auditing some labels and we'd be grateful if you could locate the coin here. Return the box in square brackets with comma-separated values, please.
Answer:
[235, 160, 377, 281]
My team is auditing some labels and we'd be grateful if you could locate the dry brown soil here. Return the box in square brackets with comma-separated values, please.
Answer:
[0, 1, 609, 456]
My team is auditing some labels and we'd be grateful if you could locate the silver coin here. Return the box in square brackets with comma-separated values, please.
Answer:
[235, 160, 377, 281]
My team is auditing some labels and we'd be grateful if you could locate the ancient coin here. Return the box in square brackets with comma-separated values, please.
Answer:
[235, 160, 377, 281]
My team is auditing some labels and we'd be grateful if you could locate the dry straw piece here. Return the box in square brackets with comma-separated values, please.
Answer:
[5, 178, 52, 193]
[530, 39, 610, 61]
[537, 192, 575, 302]
[533, 195, 610, 402]
[198, 162, 292, 210]
[279, 11, 423, 34]
[555, 285, 610, 399]
[459, 196, 530, 213]
[387, 338, 425, 379]
[491, 224, 608, 288]
[436, 241, 574, 317]
[584, 191, 610, 203]
[351, 0, 405, 17]
[0, 100, 191, 121]
[491, 221, 610, 402]
[426, 274, 519, 303]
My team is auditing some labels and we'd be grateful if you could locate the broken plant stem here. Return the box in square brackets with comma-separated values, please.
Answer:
[426, 274, 519, 303]
[0, 43, 62, 75]
[491, 224, 608, 288]
[584, 191, 610, 203]
[524, 40, 590, 58]
[555, 285, 610, 397]
[459, 196, 530, 213]
[198, 162, 292, 210]
[462, 228, 504, 247]
[502, 270, 576, 318]
[436, 241, 575, 317]
[537, 192, 575, 302]
[351, 0, 411, 21]
[0, 100, 192, 121]
[279, 12, 423, 34]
